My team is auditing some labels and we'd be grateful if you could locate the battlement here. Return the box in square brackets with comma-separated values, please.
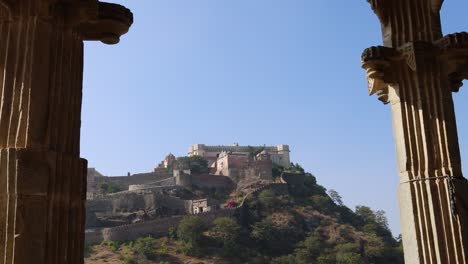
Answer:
[189, 143, 291, 168]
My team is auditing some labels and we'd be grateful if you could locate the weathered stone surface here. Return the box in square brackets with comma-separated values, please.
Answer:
[0, 1, 132, 263]
[363, 0, 468, 263]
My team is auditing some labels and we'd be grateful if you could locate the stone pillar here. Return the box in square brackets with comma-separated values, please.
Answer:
[362, 0, 468, 263]
[0, 1, 132, 263]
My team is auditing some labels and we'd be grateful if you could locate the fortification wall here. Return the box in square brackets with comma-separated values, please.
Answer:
[86, 190, 191, 228]
[280, 172, 306, 187]
[85, 182, 290, 244]
[88, 191, 188, 213]
[85, 209, 236, 244]
[102, 171, 173, 189]
[191, 174, 235, 190]
[128, 180, 177, 191]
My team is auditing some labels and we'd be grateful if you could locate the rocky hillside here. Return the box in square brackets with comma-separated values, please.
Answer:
[85, 172, 403, 264]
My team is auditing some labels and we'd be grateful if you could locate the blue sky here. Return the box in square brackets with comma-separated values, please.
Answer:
[81, 0, 468, 235]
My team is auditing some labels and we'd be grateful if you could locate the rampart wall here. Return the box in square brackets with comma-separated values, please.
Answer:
[85, 182, 290, 244]
[85, 209, 236, 244]
[101, 171, 173, 190]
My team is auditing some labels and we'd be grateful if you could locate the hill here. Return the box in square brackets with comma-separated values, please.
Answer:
[85, 171, 403, 264]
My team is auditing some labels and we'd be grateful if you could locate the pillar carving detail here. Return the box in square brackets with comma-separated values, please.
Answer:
[363, 0, 468, 263]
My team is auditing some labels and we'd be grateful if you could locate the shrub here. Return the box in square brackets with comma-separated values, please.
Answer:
[177, 216, 206, 256]
[336, 252, 363, 264]
[317, 254, 336, 264]
[294, 233, 325, 263]
[134, 236, 157, 260]
[271, 255, 296, 264]
[335, 243, 362, 264]
[168, 227, 177, 240]
[177, 216, 206, 244]
[258, 190, 277, 209]
[101, 240, 121, 252]
[211, 217, 240, 242]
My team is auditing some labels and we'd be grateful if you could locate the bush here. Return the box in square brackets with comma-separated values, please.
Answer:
[168, 227, 177, 240]
[134, 236, 157, 260]
[177, 216, 206, 256]
[335, 243, 362, 264]
[294, 233, 325, 263]
[317, 254, 336, 264]
[250, 217, 300, 256]
[258, 190, 277, 209]
[336, 252, 363, 264]
[101, 240, 121, 252]
[122, 255, 136, 264]
[211, 217, 240, 242]
[176, 156, 209, 174]
[271, 255, 296, 264]
[98, 181, 123, 194]
[177, 216, 206, 244]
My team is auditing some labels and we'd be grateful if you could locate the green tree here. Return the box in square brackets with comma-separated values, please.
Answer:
[311, 195, 333, 212]
[258, 190, 277, 209]
[98, 181, 122, 194]
[271, 255, 296, 264]
[133, 236, 157, 260]
[211, 217, 240, 242]
[176, 156, 209, 174]
[317, 254, 336, 264]
[328, 189, 344, 206]
[375, 210, 390, 230]
[211, 217, 241, 256]
[335, 243, 363, 264]
[272, 163, 286, 178]
[286, 163, 305, 174]
[177, 216, 206, 255]
[294, 232, 325, 263]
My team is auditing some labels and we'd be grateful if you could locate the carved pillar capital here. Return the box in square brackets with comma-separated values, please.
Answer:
[361, 46, 399, 104]
[0, 1, 132, 262]
[55, 1, 133, 45]
[363, 1, 468, 263]
[74, 1, 134, 45]
[0, 1, 133, 45]
[436, 32, 468, 92]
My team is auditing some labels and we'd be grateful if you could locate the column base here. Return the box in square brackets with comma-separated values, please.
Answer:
[0, 149, 87, 264]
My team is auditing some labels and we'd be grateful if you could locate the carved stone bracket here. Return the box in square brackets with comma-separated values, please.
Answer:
[0, 1, 133, 45]
[436, 32, 468, 92]
[361, 46, 399, 104]
[77, 2, 133, 44]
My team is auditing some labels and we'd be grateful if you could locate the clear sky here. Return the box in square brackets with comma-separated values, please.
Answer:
[81, 0, 468, 235]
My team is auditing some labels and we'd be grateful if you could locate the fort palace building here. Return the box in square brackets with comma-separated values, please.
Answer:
[188, 143, 291, 168]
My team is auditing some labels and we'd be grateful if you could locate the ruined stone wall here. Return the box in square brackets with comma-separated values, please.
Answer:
[85, 182, 290, 244]
[87, 191, 188, 214]
[128, 178, 177, 191]
[86, 190, 191, 228]
[85, 209, 236, 244]
[190, 174, 235, 189]
[99, 171, 173, 190]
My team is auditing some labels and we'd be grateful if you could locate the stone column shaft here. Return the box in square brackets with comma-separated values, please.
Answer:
[0, 1, 132, 263]
[363, 0, 468, 263]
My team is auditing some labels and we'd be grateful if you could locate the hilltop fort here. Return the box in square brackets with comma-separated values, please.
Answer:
[85, 143, 296, 242]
